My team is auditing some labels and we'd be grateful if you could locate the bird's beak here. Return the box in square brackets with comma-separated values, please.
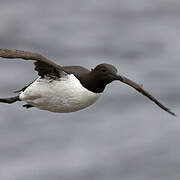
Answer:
[114, 74, 177, 117]
[115, 74, 143, 90]
[114, 74, 123, 81]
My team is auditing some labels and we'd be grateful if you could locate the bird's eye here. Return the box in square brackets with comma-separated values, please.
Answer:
[101, 69, 106, 72]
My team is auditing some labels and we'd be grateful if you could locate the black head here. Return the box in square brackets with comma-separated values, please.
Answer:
[87, 63, 122, 93]
[91, 63, 120, 83]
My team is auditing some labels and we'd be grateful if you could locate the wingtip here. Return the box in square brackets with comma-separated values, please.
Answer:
[169, 111, 178, 117]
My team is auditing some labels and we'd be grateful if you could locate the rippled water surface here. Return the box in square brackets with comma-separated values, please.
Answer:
[0, 1, 180, 180]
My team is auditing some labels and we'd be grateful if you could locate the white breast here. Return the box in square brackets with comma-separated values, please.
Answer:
[19, 74, 101, 113]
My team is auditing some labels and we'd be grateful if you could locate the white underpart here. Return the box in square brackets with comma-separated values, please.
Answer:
[19, 74, 101, 113]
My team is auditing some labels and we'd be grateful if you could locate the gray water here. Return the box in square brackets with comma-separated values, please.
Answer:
[0, 1, 180, 180]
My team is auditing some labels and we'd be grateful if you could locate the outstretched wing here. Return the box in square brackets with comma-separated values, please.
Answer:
[0, 49, 66, 77]
[119, 75, 177, 116]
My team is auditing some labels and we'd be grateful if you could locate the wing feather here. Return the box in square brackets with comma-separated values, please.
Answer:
[119, 75, 177, 116]
[0, 49, 66, 77]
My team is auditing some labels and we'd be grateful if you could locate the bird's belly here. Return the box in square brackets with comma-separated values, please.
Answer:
[19, 75, 101, 113]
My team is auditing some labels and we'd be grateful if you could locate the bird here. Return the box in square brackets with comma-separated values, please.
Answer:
[0, 49, 176, 116]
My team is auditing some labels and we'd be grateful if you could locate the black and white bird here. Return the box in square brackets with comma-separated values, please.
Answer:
[0, 49, 176, 116]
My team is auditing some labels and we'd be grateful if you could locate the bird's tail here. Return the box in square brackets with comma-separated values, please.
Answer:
[0, 96, 21, 104]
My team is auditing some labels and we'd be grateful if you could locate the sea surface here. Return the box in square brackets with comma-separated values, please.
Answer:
[0, 1, 180, 180]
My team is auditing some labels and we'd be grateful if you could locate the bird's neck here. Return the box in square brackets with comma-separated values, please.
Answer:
[78, 74, 106, 93]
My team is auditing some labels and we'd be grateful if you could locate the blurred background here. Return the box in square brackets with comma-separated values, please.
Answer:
[0, 0, 180, 180]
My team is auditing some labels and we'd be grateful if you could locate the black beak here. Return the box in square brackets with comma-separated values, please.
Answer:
[114, 74, 177, 117]
[114, 74, 123, 81]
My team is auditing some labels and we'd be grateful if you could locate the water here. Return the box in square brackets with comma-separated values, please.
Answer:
[0, 1, 180, 180]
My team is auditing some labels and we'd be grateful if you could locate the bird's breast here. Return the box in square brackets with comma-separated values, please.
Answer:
[19, 74, 101, 113]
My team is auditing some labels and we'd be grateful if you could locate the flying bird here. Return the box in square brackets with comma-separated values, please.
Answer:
[0, 49, 176, 116]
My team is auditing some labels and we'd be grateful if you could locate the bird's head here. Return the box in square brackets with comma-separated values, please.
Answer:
[91, 63, 122, 85]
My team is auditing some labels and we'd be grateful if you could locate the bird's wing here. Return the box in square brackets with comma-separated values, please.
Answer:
[119, 75, 177, 116]
[0, 49, 66, 77]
